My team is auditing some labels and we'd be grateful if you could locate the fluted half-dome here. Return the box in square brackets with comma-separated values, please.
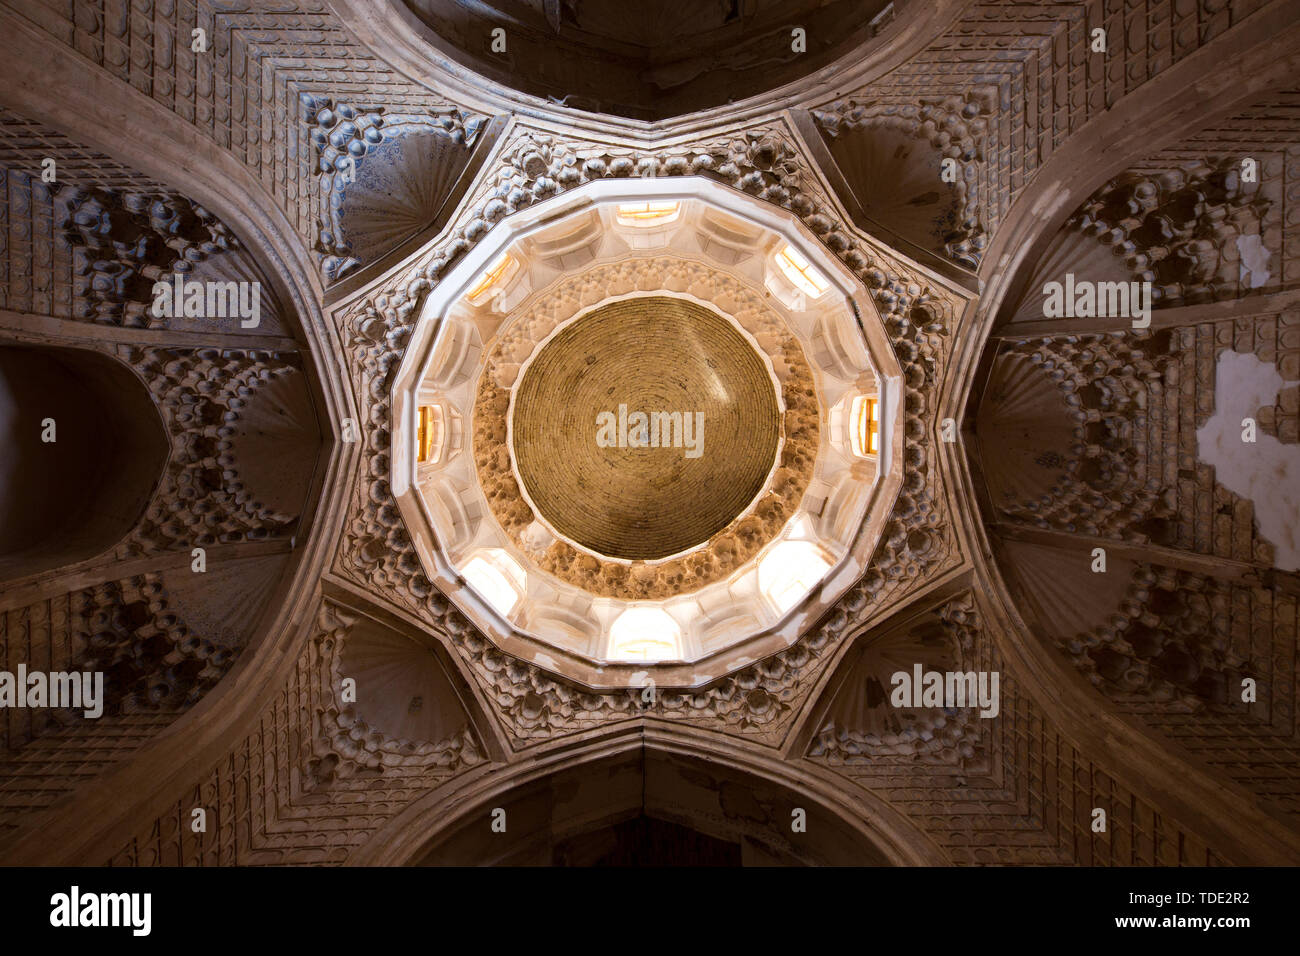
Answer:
[511, 296, 781, 560]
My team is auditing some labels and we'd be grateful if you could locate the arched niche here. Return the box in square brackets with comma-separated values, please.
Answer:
[400, 0, 898, 121]
[0, 345, 167, 580]
[974, 350, 1077, 517]
[337, 130, 476, 269]
[822, 119, 971, 264]
[340, 617, 479, 745]
[396, 743, 902, 866]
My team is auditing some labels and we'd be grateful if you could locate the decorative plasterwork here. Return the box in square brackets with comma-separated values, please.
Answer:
[0, 552, 294, 834]
[978, 333, 1179, 544]
[1068, 158, 1274, 306]
[117, 346, 303, 557]
[812, 93, 989, 269]
[1001, 157, 1277, 326]
[476, 279, 815, 599]
[334, 115, 973, 742]
[391, 178, 904, 688]
[105, 597, 487, 866]
[808, 591, 1233, 865]
[60, 185, 239, 327]
[302, 93, 487, 281]
[302, 601, 485, 792]
[0, 154, 278, 333]
[4, 0, 1299, 869]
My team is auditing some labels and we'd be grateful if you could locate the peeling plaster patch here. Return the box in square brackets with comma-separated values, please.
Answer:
[1196, 349, 1300, 570]
[1236, 234, 1272, 289]
[521, 519, 553, 553]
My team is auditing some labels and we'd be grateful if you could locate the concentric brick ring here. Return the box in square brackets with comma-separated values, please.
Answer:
[511, 296, 781, 560]
[472, 263, 821, 602]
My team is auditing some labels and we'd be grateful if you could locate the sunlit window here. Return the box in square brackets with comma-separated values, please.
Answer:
[463, 549, 526, 617]
[850, 394, 880, 457]
[417, 404, 444, 464]
[608, 607, 681, 661]
[465, 253, 516, 304]
[616, 201, 680, 227]
[775, 243, 830, 298]
[759, 540, 832, 614]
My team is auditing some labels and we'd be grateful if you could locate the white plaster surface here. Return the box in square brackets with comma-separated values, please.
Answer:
[1236, 234, 1272, 290]
[1196, 349, 1300, 570]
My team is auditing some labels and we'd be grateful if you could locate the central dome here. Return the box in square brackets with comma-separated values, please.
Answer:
[394, 180, 896, 682]
[510, 296, 781, 561]
[401, 0, 899, 121]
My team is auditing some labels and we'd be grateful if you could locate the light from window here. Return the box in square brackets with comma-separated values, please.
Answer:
[850, 394, 880, 457]
[417, 404, 444, 464]
[615, 201, 680, 226]
[466, 253, 515, 303]
[608, 607, 681, 661]
[463, 550, 525, 617]
[775, 243, 829, 298]
[759, 540, 832, 614]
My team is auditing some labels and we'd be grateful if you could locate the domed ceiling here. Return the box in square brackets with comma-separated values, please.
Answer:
[511, 295, 783, 561]
[1, 0, 1299, 874]
[390, 179, 903, 685]
[401, 0, 900, 119]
